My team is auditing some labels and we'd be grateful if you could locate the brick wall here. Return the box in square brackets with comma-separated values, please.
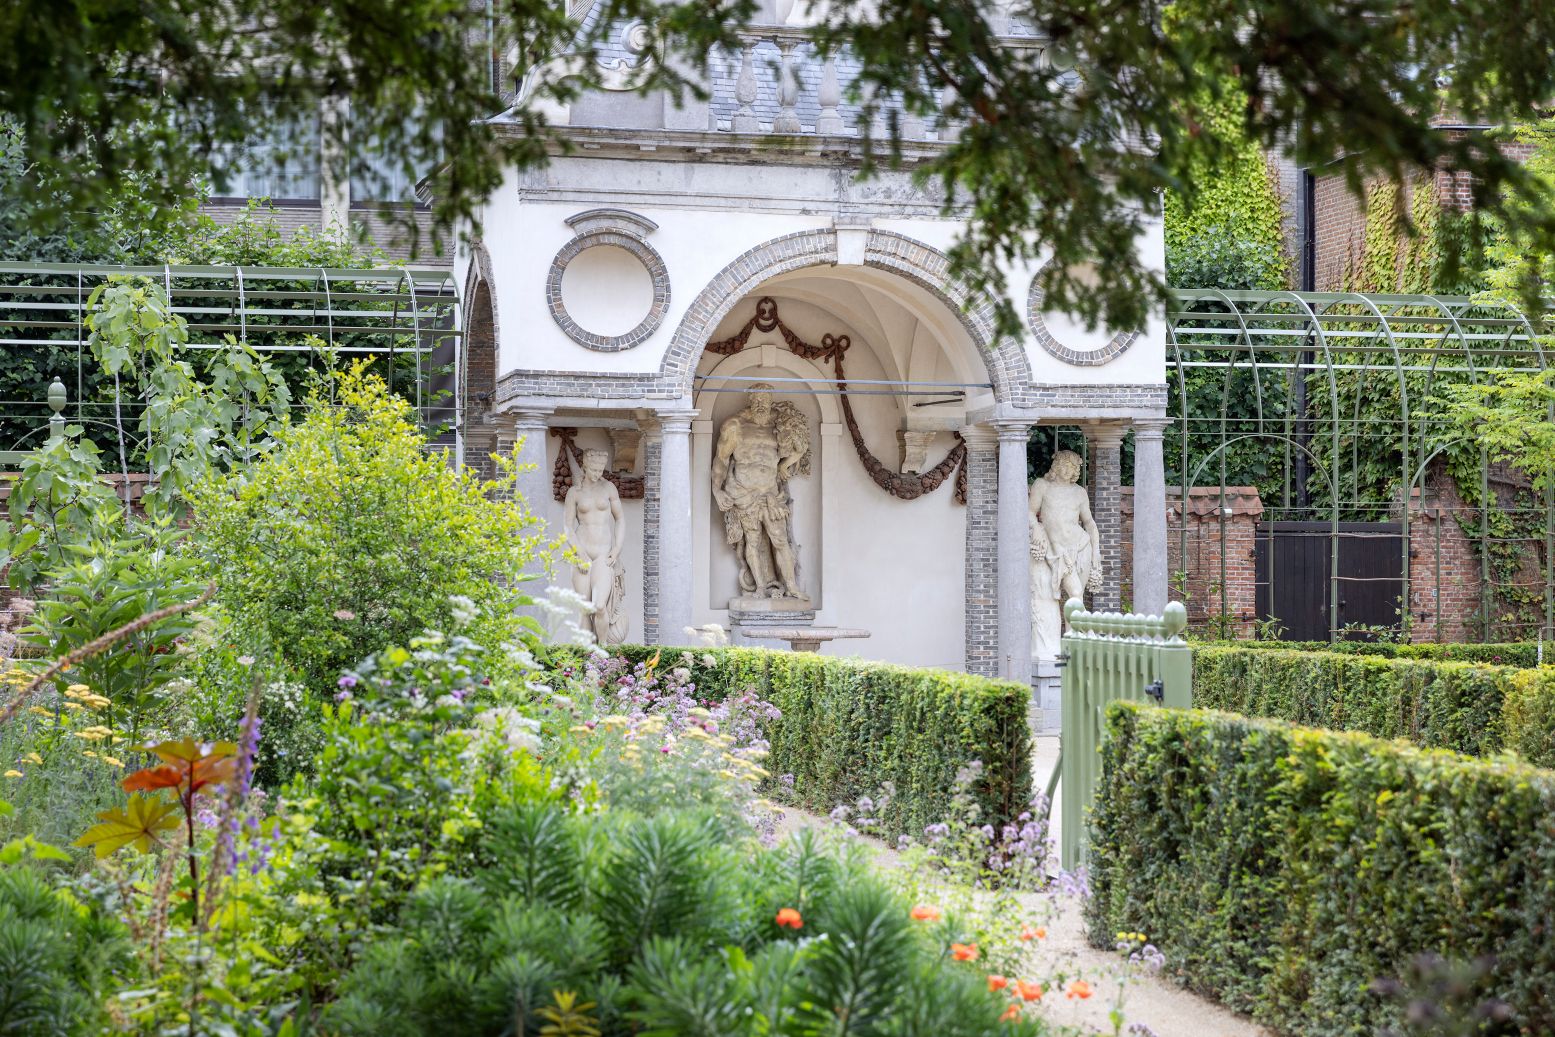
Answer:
[1406, 468, 1485, 642]
[1121, 486, 1263, 635]
[1313, 131, 1538, 290]
[1089, 440, 1123, 611]
[1312, 174, 1369, 290]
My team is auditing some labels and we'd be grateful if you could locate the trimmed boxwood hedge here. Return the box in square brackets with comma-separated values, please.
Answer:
[1192, 645, 1515, 756]
[1087, 702, 1555, 1037]
[1196, 639, 1543, 667]
[545, 644, 1033, 837]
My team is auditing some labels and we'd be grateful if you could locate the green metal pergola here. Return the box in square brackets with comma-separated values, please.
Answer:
[1167, 289, 1554, 643]
[0, 263, 464, 462]
[0, 263, 1546, 642]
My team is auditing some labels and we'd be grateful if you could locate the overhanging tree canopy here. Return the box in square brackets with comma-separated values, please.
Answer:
[6, 0, 1555, 332]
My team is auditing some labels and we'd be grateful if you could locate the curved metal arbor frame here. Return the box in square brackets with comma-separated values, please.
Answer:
[1168, 289, 1555, 643]
[0, 263, 464, 463]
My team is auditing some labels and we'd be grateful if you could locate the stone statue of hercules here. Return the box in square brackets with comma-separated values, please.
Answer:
[711, 385, 809, 601]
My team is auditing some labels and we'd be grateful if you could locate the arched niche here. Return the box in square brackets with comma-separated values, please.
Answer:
[692, 334, 842, 616]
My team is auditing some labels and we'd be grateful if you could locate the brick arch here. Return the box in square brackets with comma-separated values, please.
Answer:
[659, 228, 1032, 401]
[462, 241, 500, 421]
[462, 242, 502, 476]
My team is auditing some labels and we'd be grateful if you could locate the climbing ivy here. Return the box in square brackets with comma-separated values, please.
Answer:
[1162, 76, 1293, 501]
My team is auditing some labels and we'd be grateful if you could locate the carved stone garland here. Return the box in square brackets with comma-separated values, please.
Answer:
[550, 428, 646, 503]
[705, 297, 968, 504]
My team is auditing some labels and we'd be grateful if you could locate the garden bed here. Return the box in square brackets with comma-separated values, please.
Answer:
[545, 644, 1034, 838]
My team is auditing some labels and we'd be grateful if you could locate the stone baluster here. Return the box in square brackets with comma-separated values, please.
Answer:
[936, 81, 958, 141]
[859, 80, 883, 141]
[773, 39, 803, 133]
[815, 49, 844, 135]
[733, 40, 760, 133]
[900, 87, 926, 141]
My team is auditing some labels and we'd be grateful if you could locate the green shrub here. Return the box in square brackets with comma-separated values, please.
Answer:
[548, 645, 1032, 838]
[191, 365, 547, 690]
[1192, 645, 1515, 756]
[1087, 702, 1555, 1037]
[0, 866, 131, 1035]
[1502, 668, 1555, 769]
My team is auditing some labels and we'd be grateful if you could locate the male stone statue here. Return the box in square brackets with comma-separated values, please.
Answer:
[1029, 449, 1102, 658]
[712, 384, 811, 602]
[563, 447, 629, 644]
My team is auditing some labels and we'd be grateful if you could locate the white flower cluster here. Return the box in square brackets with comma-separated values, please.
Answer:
[467, 706, 543, 755]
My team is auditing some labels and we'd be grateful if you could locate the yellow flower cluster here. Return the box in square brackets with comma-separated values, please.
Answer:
[64, 684, 112, 711]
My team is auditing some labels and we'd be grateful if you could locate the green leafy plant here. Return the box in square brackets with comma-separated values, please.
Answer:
[0, 864, 132, 1035]
[24, 520, 204, 742]
[191, 364, 547, 690]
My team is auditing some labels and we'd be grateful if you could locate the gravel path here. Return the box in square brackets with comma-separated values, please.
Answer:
[774, 735, 1269, 1037]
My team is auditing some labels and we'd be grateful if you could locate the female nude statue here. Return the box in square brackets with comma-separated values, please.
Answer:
[563, 448, 628, 644]
[1029, 449, 1102, 658]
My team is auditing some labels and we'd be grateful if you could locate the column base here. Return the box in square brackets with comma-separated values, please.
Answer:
[1030, 657, 1062, 735]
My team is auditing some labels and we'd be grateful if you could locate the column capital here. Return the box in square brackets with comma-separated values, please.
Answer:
[1084, 422, 1129, 449]
[959, 424, 999, 451]
[993, 419, 1033, 444]
[512, 408, 553, 431]
[1131, 416, 1171, 440]
[659, 411, 697, 435]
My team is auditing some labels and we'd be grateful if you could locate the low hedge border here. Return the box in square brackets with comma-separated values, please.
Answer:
[1193, 645, 1555, 767]
[1192, 646, 1513, 756]
[1087, 702, 1555, 1036]
[544, 644, 1033, 837]
[1194, 639, 1544, 668]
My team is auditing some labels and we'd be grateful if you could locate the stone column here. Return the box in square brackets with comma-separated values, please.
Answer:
[996, 422, 1033, 681]
[1085, 423, 1126, 612]
[961, 425, 999, 677]
[1132, 417, 1171, 616]
[656, 413, 696, 644]
[511, 409, 553, 521]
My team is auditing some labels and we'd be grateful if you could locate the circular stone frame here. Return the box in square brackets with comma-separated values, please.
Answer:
[1026, 265, 1139, 367]
[546, 230, 671, 352]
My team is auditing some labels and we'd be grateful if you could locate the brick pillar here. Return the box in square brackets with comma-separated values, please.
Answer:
[996, 421, 1033, 680]
[640, 418, 663, 643]
[962, 425, 999, 676]
[1085, 423, 1126, 612]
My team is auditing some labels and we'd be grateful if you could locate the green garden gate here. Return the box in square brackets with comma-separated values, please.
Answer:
[1058, 599, 1192, 869]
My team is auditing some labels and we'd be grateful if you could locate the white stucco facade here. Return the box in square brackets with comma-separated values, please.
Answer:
[452, 21, 1171, 680]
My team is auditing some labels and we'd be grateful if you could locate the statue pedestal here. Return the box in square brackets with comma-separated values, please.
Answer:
[1030, 657, 1062, 735]
[729, 596, 816, 651]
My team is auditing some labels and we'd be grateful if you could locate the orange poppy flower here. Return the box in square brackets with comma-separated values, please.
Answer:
[1066, 979, 1093, 1000]
[1000, 1003, 1021, 1022]
[987, 974, 1009, 992]
[911, 905, 942, 922]
[774, 908, 803, 929]
[951, 942, 979, 962]
[1016, 980, 1044, 1002]
[1019, 925, 1046, 941]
